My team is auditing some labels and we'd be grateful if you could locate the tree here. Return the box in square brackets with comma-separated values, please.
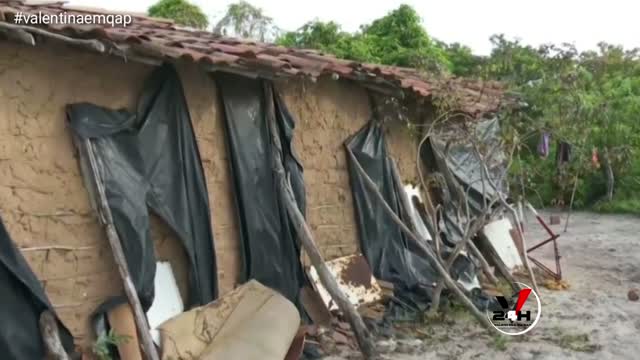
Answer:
[486, 36, 640, 207]
[359, 5, 449, 71]
[213, 1, 279, 42]
[277, 21, 373, 61]
[148, 0, 208, 29]
[277, 5, 450, 72]
[441, 42, 484, 77]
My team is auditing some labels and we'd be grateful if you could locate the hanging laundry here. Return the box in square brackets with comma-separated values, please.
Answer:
[592, 147, 601, 169]
[556, 141, 572, 166]
[537, 132, 551, 158]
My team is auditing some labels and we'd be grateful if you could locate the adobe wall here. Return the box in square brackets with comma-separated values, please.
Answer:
[0, 40, 420, 347]
[0, 41, 239, 346]
[279, 78, 421, 261]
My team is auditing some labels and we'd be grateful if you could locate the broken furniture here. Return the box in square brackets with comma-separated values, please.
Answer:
[307, 254, 384, 311]
[158, 280, 300, 360]
[524, 203, 563, 280]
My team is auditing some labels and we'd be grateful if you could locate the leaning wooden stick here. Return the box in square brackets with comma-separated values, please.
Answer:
[467, 241, 500, 286]
[471, 144, 540, 296]
[393, 157, 486, 313]
[263, 84, 376, 359]
[346, 147, 493, 330]
[78, 139, 159, 360]
[424, 140, 511, 312]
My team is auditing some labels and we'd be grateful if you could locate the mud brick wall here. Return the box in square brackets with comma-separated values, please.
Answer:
[0, 40, 420, 347]
[0, 41, 238, 346]
[278, 79, 420, 262]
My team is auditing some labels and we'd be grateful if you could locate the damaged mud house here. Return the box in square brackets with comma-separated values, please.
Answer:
[0, 1, 534, 359]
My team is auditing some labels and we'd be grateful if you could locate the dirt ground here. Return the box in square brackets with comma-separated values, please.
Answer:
[327, 211, 640, 360]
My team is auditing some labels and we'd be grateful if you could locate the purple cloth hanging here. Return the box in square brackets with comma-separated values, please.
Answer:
[538, 132, 550, 157]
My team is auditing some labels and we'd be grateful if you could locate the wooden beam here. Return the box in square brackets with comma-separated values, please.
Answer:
[0, 27, 35, 46]
[263, 83, 377, 359]
[109, 45, 163, 67]
[0, 21, 105, 53]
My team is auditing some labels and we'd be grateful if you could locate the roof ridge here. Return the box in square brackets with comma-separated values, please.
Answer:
[0, 1, 505, 116]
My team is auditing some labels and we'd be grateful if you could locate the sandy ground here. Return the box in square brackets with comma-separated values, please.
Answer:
[327, 212, 640, 360]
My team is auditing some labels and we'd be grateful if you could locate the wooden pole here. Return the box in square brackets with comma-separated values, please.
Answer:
[263, 84, 376, 359]
[346, 147, 493, 330]
[564, 173, 579, 233]
[77, 139, 159, 360]
[470, 144, 540, 296]
[423, 142, 510, 310]
[467, 241, 500, 286]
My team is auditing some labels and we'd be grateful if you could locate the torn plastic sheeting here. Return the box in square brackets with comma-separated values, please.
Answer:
[308, 254, 384, 311]
[158, 280, 300, 360]
[68, 64, 219, 310]
[346, 121, 438, 310]
[0, 217, 75, 359]
[215, 73, 306, 306]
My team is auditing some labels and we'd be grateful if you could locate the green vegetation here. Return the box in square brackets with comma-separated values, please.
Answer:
[485, 39, 640, 214]
[489, 335, 510, 351]
[277, 5, 640, 214]
[213, 1, 279, 42]
[147, 0, 640, 213]
[92, 329, 131, 360]
[278, 5, 449, 72]
[148, 0, 208, 29]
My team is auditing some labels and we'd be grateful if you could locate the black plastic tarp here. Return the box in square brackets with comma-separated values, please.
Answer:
[0, 216, 75, 359]
[67, 64, 218, 310]
[215, 74, 306, 305]
[346, 121, 438, 310]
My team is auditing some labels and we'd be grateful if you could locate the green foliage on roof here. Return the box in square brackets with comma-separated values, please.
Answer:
[148, 0, 209, 30]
